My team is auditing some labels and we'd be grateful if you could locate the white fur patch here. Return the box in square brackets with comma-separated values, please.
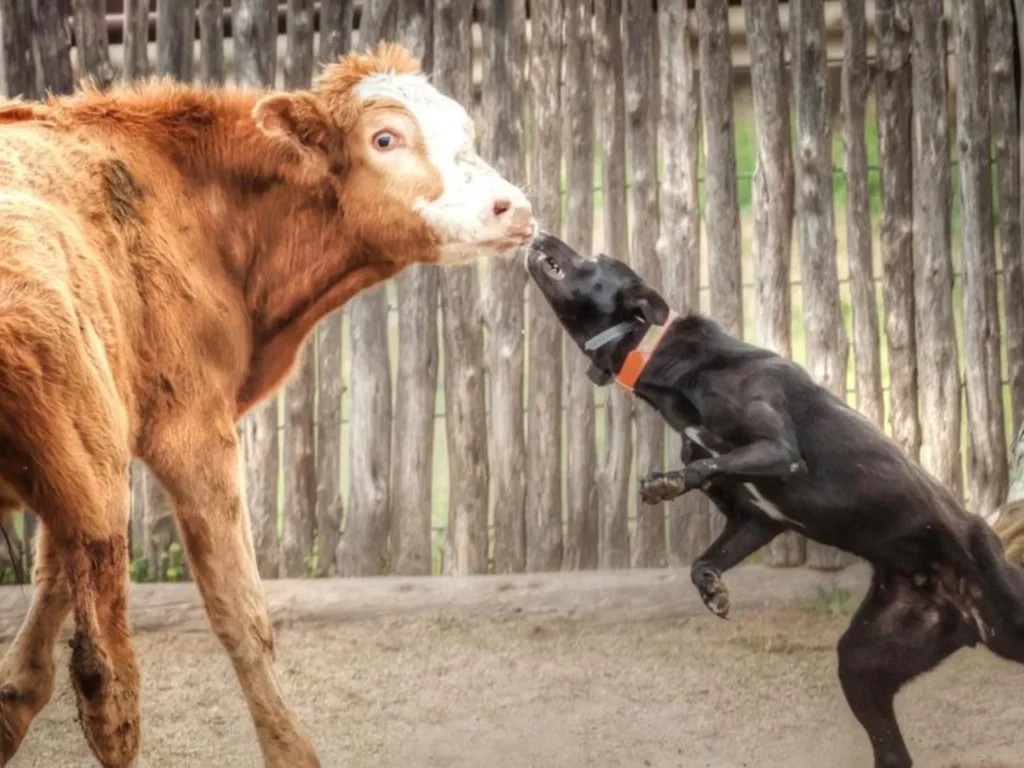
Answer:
[683, 427, 801, 528]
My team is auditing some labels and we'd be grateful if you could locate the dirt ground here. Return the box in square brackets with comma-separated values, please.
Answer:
[4, 603, 1022, 768]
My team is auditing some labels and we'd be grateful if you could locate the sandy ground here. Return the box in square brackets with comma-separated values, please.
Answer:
[4, 603, 1023, 768]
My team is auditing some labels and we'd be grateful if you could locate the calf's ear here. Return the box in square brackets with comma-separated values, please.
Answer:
[624, 284, 670, 325]
[254, 92, 336, 164]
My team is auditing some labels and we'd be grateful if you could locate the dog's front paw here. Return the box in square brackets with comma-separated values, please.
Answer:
[639, 472, 684, 505]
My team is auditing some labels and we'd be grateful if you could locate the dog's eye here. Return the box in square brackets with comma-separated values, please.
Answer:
[543, 256, 564, 280]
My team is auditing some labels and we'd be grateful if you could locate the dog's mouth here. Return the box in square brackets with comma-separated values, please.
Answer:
[526, 230, 570, 281]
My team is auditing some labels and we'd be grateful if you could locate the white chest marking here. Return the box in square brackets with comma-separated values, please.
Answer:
[683, 427, 802, 528]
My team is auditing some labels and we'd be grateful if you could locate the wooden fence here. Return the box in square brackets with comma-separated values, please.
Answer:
[0, 0, 1019, 583]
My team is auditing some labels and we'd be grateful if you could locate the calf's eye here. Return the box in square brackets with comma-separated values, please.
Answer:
[372, 130, 399, 150]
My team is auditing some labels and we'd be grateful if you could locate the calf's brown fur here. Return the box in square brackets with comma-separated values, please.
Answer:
[0, 42, 533, 767]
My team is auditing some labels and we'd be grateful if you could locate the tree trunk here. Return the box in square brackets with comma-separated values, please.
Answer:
[233, 0, 276, 88]
[1011, 0, 1024, 436]
[525, 0, 564, 573]
[337, 12, 393, 577]
[157, 0, 194, 81]
[840, 0, 883, 430]
[33, 0, 75, 95]
[624, 0, 664, 568]
[72, 0, 114, 86]
[792, 0, 850, 570]
[198, 0, 224, 84]
[745, 0, 803, 567]
[991, 0, 1023, 435]
[562, 0, 598, 571]
[876, 0, 921, 461]
[434, 1, 487, 576]
[912, 0, 962, 497]
[595, 0, 632, 570]
[389, 1, 438, 578]
[279, 2, 317, 579]
[312, 0, 352, 578]
[0, 0, 36, 98]
[480, 0, 527, 575]
[955, 0, 1008, 516]
[234, 0, 279, 579]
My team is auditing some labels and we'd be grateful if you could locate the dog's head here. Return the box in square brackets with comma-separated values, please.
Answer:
[526, 231, 670, 385]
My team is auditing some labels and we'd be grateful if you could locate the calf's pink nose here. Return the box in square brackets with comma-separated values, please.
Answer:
[510, 204, 533, 230]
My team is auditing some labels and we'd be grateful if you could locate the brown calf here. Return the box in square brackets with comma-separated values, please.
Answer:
[0, 42, 533, 767]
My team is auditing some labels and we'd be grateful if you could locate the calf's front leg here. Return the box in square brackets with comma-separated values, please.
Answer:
[690, 514, 780, 618]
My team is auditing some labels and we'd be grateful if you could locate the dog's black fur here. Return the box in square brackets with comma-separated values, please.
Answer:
[526, 232, 1024, 768]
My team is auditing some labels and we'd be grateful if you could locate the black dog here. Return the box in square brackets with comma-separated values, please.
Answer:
[526, 231, 1024, 768]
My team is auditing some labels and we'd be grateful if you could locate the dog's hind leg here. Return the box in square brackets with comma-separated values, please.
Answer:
[837, 569, 971, 768]
[691, 514, 779, 618]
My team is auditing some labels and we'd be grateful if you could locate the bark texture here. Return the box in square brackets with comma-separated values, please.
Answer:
[157, 0, 194, 80]
[72, 0, 114, 86]
[198, 0, 225, 84]
[33, 0, 75, 94]
[955, 0, 1009, 515]
[0, 0, 35, 98]
[233, 0, 276, 88]
[1012, 0, 1024, 436]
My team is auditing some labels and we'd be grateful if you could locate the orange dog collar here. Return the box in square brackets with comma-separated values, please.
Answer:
[615, 311, 679, 391]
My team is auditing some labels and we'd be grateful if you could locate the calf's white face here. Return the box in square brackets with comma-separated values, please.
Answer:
[354, 73, 535, 263]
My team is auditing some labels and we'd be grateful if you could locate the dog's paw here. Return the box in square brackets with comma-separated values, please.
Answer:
[639, 472, 685, 504]
[701, 579, 731, 620]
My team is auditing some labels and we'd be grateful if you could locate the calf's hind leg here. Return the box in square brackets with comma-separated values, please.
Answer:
[147, 417, 319, 768]
[837, 570, 972, 768]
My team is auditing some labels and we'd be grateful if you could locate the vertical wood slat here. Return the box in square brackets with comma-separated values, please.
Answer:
[792, 0, 851, 570]
[563, 0, 598, 571]
[436, 0, 487, 576]
[157, 0, 195, 81]
[660, 0, 708, 567]
[625, 0, 665, 568]
[913, 0, 962, 497]
[876, 0, 921, 461]
[337, 10, 395, 577]
[123, 0, 150, 81]
[1010, 0, 1024, 436]
[72, 0, 114, 86]
[235, 0, 280, 579]
[990, 0, 1023, 434]
[840, 0, 883, 430]
[525, 0, 565, 573]
[390, 0, 439, 577]
[0, 0, 36, 98]
[280, 0, 317, 579]
[746, 0, 804, 567]
[199, 0, 225, 84]
[481, 0, 527, 575]
[313, 0, 353, 577]
[956, 0, 1009, 516]
[34, 0, 75, 95]
[595, 0, 632, 570]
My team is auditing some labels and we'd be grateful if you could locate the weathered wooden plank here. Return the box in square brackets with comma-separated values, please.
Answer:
[840, 0, 883, 430]
[912, 0, 962, 497]
[1011, 0, 1024, 436]
[0, 0, 36, 98]
[319, 0, 354, 64]
[563, 0, 598, 571]
[525, 0, 565, 572]
[876, 0, 921, 460]
[792, 0, 850, 570]
[390, 0, 438, 578]
[955, 0, 1008, 516]
[72, 0, 115, 86]
[595, 0, 632, 570]
[198, 0, 225, 84]
[157, 0, 194, 81]
[435, 0, 487, 576]
[745, 0, 804, 567]
[34, 0, 75, 93]
[625, 0, 665, 568]
[233, 0, 276, 88]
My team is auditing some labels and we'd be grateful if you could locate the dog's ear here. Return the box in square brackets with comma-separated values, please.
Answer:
[624, 284, 670, 325]
[587, 363, 614, 386]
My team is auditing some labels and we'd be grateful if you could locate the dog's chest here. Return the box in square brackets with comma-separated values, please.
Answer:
[682, 426, 802, 528]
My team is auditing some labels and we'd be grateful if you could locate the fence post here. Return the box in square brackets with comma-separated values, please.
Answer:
[278, 0, 318, 579]
[434, 0, 488, 576]
[792, 0, 850, 570]
[876, 0, 921, 460]
[595, 0, 631, 570]
[745, 0, 803, 567]
[624, 0, 665, 567]
[337, 11, 394, 577]
[990, 0, 1024, 434]
[480, 0, 527, 574]
[562, 0, 598, 571]
[235, 0, 280, 579]
[157, 0, 194, 80]
[71, 0, 114, 86]
[912, 0, 962, 496]
[1, 0, 36, 98]
[198, 0, 225, 84]
[525, 0, 565, 572]
[956, 0, 1009, 516]
[390, 0, 439, 577]
[320, 0, 354, 67]
[840, 0, 882, 430]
